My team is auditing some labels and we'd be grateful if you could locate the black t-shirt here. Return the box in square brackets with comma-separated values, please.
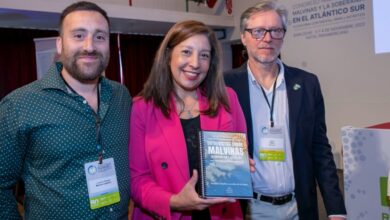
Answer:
[180, 116, 211, 220]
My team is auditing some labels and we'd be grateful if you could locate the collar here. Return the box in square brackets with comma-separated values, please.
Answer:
[40, 62, 113, 107]
[40, 62, 110, 94]
[39, 62, 70, 92]
[247, 59, 285, 92]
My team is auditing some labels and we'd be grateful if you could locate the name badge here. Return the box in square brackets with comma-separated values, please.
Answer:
[258, 126, 286, 161]
[84, 158, 120, 209]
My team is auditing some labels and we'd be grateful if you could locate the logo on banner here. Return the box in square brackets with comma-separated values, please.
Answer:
[380, 177, 390, 220]
[380, 177, 390, 207]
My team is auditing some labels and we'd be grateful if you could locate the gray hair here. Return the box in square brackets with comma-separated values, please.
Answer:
[240, 0, 288, 33]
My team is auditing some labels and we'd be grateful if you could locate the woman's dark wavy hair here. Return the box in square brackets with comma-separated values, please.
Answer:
[140, 20, 230, 118]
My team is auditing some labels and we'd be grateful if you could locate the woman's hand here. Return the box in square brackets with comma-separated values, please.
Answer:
[249, 158, 256, 172]
[169, 170, 235, 211]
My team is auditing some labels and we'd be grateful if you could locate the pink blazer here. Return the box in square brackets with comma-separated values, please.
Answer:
[129, 88, 247, 220]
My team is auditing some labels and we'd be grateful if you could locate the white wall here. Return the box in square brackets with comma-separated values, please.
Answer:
[280, 0, 390, 168]
[44, 0, 231, 15]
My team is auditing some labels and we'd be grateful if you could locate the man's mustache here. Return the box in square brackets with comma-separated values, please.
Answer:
[76, 51, 102, 58]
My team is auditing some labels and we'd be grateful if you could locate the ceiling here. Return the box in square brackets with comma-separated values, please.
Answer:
[0, 7, 174, 35]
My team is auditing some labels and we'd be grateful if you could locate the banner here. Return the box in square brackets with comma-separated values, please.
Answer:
[34, 37, 58, 79]
[342, 126, 390, 219]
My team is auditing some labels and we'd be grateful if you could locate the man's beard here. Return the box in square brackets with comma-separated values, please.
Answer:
[254, 55, 278, 65]
[61, 50, 109, 83]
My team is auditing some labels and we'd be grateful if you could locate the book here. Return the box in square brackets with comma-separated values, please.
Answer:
[198, 130, 253, 199]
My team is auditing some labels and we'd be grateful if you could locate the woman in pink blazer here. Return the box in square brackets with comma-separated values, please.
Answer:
[129, 20, 247, 220]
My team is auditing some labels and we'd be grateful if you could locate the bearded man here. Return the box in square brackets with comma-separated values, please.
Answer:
[0, 2, 132, 219]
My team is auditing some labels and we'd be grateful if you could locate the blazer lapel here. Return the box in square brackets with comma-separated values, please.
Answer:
[285, 65, 303, 149]
[155, 99, 190, 181]
[230, 64, 254, 156]
[234, 66, 252, 131]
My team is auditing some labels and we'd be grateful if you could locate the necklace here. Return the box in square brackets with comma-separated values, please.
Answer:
[180, 99, 198, 119]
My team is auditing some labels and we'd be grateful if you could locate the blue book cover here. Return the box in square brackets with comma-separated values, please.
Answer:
[198, 130, 253, 199]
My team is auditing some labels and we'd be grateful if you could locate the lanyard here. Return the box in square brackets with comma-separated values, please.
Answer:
[259, 73, 278, 128]
[60, 73, 103, 164]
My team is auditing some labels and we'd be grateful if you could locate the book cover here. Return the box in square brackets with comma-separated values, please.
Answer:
[198, 130, 253, 199]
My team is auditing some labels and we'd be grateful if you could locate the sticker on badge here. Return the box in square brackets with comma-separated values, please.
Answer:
[84, 158, 120, 209]
[258, 126, 286, 161]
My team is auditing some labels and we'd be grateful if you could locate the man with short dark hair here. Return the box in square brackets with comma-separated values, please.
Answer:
[0, 2, 131, 219]
[224, 1, 346, 219]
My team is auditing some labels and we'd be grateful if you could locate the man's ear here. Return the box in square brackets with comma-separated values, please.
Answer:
[56, 36, 62, 55]
[241, 33, 247, 47]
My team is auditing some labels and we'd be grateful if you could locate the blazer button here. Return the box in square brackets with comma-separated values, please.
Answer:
[161, 162, 168, 169]
[222, 207, 227, 214]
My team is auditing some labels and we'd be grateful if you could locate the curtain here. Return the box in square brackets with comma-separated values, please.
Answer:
[231, 43, 247, 69]
[115, 34, 163, 97]
[0, 28, 57, 99]
[0, 28, 163, 99]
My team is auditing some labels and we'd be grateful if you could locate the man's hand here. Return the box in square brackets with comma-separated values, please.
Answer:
[249, 158, 255, 172]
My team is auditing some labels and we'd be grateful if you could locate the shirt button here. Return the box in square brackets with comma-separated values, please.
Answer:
[110, 208, 113, 212]
[83, 100, 87, 104]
